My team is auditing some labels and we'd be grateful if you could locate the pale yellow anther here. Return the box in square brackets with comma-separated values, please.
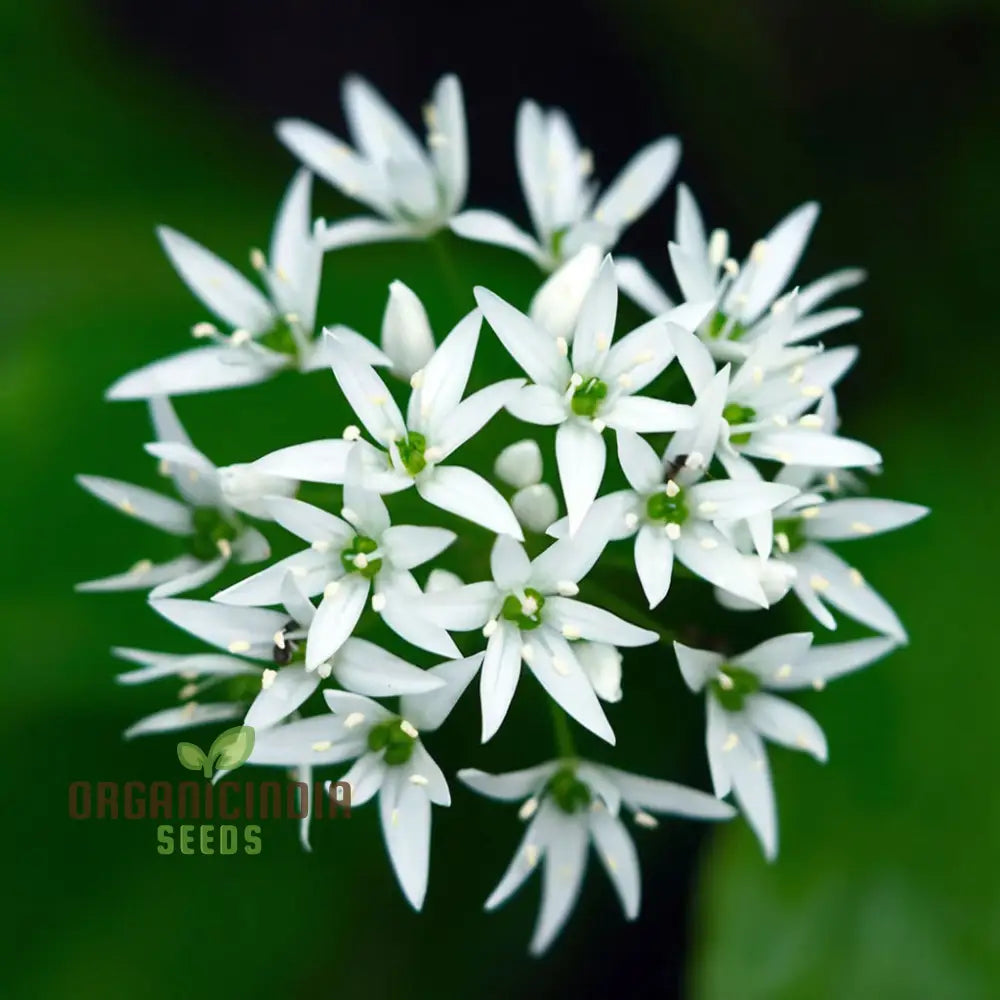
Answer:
[723, 257, 740, 277]
[371, 593, 387, 612]
[250, 248, 266, 271]
[158, 459, 171, 476]
[290, 565, 308, 578]
[849, 568, 865, 587]
[520, 643, 535, 664]
[752, 366, 765, 385]
[617, 373, 633, 390]
[312, 741, 333, 752]
[718, 673, 735, 691]
[722, 732, 739, 752]
[826, 472, 840, 491]
[340, 507, 359, 524]
[801, 506, 820, 519]
[230, 329, 251, 346]
[665, 479, 680, 498]
[555, 336, 569, 357]
[801, 384, 824, 399]
[342, 425, 361, 441]
[561, 624, 581, 641]
[809, 574, 830, 592]
[708, 229, 729, 267]
[569, 373, 584, 388]
[624, 512, 639, 530]
[216, 538, 232, 559]
[776, 664, 793, 679]
[634, 809, 659, 829]
[192, 321, 217, 338]
[685, 451, 705, 470]
[851, 521, 874, 535]
[228, 639, 251, 654]
[179, 683, 198, 701]
[633, 350, 654, 365]
[284, 313, 300, 325]
[312, 539, 331, 553]
[799, 414, 824, 429]
[130, 559, 153, 576]
[409, 773, 429, 786]
[317, 662, 332, 679]
[788, 365, 805, 384]
[422, 102, 438, 129]
[665, 522, 682, 541]
[261, 668, 277, 689]
[518, 797, 539, 821]
[423, 446, 444, 463]
[353, 552, 369, 570]
[773, 414, 789, 428]
[400, 719, 419, 739]
[557, 581, 579, 597]
[427, 132, 447, 148]
[595, 335, 609, 352]
[188, 468, 199, 483]
[482, 619, 498, 638]
[750, 239, 768, 263]
[370, 394, 388, 407]
[525, 844, 539, 867]
[344, 712, 366, 729]
[591, 418, 606, 433]
[181, 701, 198, 720]
[775, 532, 791, 554]
[578, 149, 594, 177]
[700, 537, 719, 550]
[409, 369, 425, 389]
[698, 500, 718, 514]
[552, 657, 571, 677]
[605, 854, 618, 873]
[179, 669, 199, 681]
[119, 499, 136, 515]
[391, 808, 399, 826]
[273, 630, 286, 650]
[812, 677, 827, 691]
[521, 596, 539, 616]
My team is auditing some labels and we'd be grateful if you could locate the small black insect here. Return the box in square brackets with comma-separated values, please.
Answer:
[663, 453, 689, 481]
[272, 619, 299, 665]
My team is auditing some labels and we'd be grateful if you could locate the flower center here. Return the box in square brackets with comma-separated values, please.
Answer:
[645, 487, 689, 526]
[722, 402, 757, 445]
[340, 535, 382, 579]
[772, 516, 807, 553]
[367, 719, 417, 765]
[189, 507, 240, 561]
[396, 430, 428, 477]
[546, 766, 591, 814]
[257, 317, 300, 359]
[705, 311, 747, 341]
[709, 664, 761, 712]
[569, 376, 608, 418]
[500, 588, 546, 630]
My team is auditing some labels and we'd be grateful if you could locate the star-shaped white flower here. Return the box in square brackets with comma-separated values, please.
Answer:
[617, 184, 865, 360]
[214, 477, 461, 664]
[476, 256, 706, 533]
[107, 170, 388, 399]
[421, 532, 657, 742]
[76, 397, 283, 597]
[459, 759, 733, 954]
[675, 632, 896, 859]
[250, 307, 525, 537]
[278, 74, 467, 249]
[769, 492, 928, 642]
[451, 100, 679, 270]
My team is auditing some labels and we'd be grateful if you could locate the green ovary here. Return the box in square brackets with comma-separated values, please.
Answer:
[709, 664, 761, 712]
[646, 488, 689, 527]
[189, 507, 240, 561]
[340, 535, 382, 579]
[705, 311, 747, 341]
[367, 719, 416, 766]
[396, 431, 428, 476]
[257, 317, 300, 358]
[723, 402, 757, 445]
[570, 376, 608, 418]
[501, 588, 546, 630]
[546, 766, 591, 814]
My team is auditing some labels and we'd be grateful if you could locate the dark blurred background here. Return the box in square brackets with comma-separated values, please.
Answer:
[3, 0, 998, 997]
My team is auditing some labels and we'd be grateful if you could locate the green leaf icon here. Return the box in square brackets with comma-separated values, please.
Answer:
[177, 742, 207, 772]
[207, 725, 256, 774]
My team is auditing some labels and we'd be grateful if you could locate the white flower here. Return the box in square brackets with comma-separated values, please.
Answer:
[151, 573, 445, 733]
[459, 759, 733, 954]
[214, 482, 461, 664]
[674, 632, 896, 859]
[528, 244, 603, 340]
[76, 397, 276, 597]
[574, 642, 623, 703]
[451, 101, 679, 270]
[770, 492, 928, 642]
[250, 308, 525, 537]
[421, 533, 657, 742]
[107, 171, 387, 399]
[551, 366, 799, 607]
[278, 74, 467, 248]
[476, 256, 706, 533]
[380, 280, 436, 380]
[494, 439, 544, 490]
[617, 184, 865, 360]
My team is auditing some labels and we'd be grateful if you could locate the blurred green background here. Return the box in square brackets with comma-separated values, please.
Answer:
[3, 0, 997, 996]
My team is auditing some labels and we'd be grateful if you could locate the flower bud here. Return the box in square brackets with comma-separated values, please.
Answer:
[529, 244, 602, 341]
[575, 642, 623, 702]
[381, 280, 435, 380]
[494, 439, 543, 489]
[426, 568, 463, 593]
[511, 483, 558, 534]
[217, 463, 297, 519]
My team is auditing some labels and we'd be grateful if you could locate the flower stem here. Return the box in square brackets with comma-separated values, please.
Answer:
[549, 701, 577, 760]
[430, 232, 469, 315]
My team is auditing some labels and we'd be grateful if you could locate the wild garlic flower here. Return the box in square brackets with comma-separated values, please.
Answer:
[76, 397, 280, 597]
[476, 256, 705, 533]
[252, 311, 524, 537]
[278, 74, 467, 248]
[451, 101, 679, 270]
[618, 184, 865, 360]
[675, 633, 896, 859]
[422, 533, 656, 742]
[459, 760, 733, 954]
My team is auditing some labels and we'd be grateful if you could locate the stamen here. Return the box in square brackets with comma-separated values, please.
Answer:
[409, 369, 425, 389]
[323, 581, 340, 599]
[261, 668, 277, 689]
[552, 657, 571, 676]
[312, 741, 332, 752]
[800, 385, 824, 399]
[483, 619, 498, 638]
[698, 501, 718, 514]
[708, 229, 729, 267]
[192, 321, 217, 338]
[700, 537, 719, 549]
[750, 239, 768, 263]
[788, 365, 805, 384]
[130, 559, 153, 576]
[230, 329, 251, 346]
[342, 425, 361, 441]
[775, 532, 791, 554]
[556, 580, 579, 597]
[555, 336, 569, 357]
[344, 712, 366, 729]
[665, 523, 681, 540]
[250, 248, 266, 271]
[634, 810, 659, 829]
[371, 593, 387, 612]
[179, 683, 198, 700]
[849, 568, 865, 587]
[409, 774, 429, 786]
[723, 257, 740, 277]
[685, 452, 705, 470]
[228, 639, 251, 654]
[273, 630, 286, 650]
[665, 479, 680, 498]
[773, 414, 789, 428]
[624, 512, 639, 530]
[809, 574, 830, 592]
[525, 844, 539, 867]
[812, 677, 827, 691]
[400, 719, 419, 739]
[312, 539, 331, 553]
[317, 662, 333, 679]
[216, 538, 232, 559]
[520, 644, 535, 664]
[775, 664, 793, 679]
[851, 521, 874, 535]
[722, 732, 739, 752]
[800, 506, 820, 519]
[519, 797, 539, 820]
[799, 414, 824, 429]
[423, 446, 444, 463]
[561, 624, 581, 640]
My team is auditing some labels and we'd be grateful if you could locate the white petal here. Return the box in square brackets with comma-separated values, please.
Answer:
[688, 479, 799, 521]
[214, 549, 326, 609]
[494, 439, 543, 489]
[674, 184, 708, 258]
[616, 429, 663, 494]
[77, 555, 203, 595]
[669, 241, 717, 303]
[458, 762, 560, 802]
[400, 652, 485, 732]
[343, 73, 429, 176]
[266, 496, 353, 545]
[327, 339, 406, 446]
[340, 752, 388, 807]
[217, 463, 296, 519]
[280, 571, 317, 626]
[782, 307, 861, 346]
[248, 715, 360, 765]
[381, 281, 436, 380]
[515, 99, 552, 238]
[634, 525, 674, 608]
[512, 484, 559, 534]
[114, 647, 261, 684]
[378, 769, 433, 910]
[668, 327, 717, 395]
[602, 318, 676, 395]
[483, 801, 552, 910]
[417, 465, 523, 538]
[770, 636, 896, 690]
[321, 216, 415, 250]
[705, 696, 733, 797]
[588, 809, 641, 920]
[556, 420, 606, 535]
[124, 702, 243, 739]
[732, 632, 814, 676]
[527, 630, 615, 744]
[604, 396, 693, 433]
[675, 524, 768, 607]
[614, 256, 673, 316]
[449, 210, 544, 263]
[665, 362, 729, 467]
[435, 379, 524, 457]
[430, 73, 468, 212]
[323, 689, 394, 721]
[474, 287, 569, 387]
[796, 267, 866, 315]
[804, 498, 929, 541]
[744, 693, 828, 761]
[378, 570, 461, 658]
[380, 525, 455, 570]
[267, 169, 321, 331]
[545, 596, 658, 647]
[480, 622, 523, 742]
[148, 556, 228, 599]
[724, 719, 778, 860]
[332, 638, 446, 697]
[598, 765, 736, 820]
[151, 598, 287, 659]
[418, 581, 498, 630]
[592, 137, 680, 231]
[245, 667, 320, 730]
[76, 474, 193, 535]
[530, 807, 589, 955]
[506, 384, 567, 425]
[305, 575, 369, 668]
[407, 308, 478, 431]
[571, 255, 618, 375]
[157, 226, 275, 334]
[406, 741, 452, 806]
[490, 534, 532, 590]
[673, 641, 724, 693]
[530, 245, 603, 339]
[250, 439, 353, 484]
[574, 642, 623, 702]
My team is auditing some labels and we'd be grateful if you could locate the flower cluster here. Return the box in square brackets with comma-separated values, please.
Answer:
[80, 73, 927, 953]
